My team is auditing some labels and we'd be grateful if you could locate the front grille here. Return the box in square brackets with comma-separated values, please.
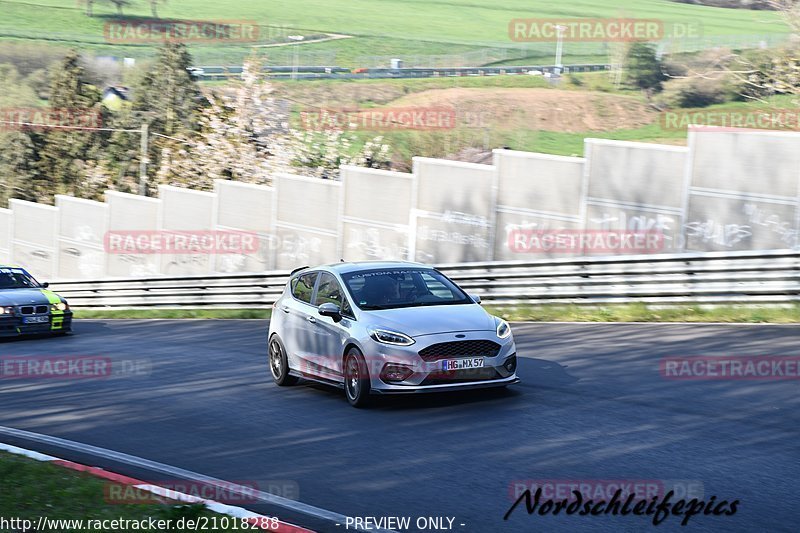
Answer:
[20, 305, 48, 315]
[418, 340, 501, 362]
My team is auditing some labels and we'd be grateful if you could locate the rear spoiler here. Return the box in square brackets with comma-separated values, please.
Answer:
[289, 265, 309, 276]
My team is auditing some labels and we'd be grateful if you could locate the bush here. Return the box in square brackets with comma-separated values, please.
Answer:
[658, 78, 707, 108]
[662, 58, 689, 78]
[25, 68, 50, 100]
[566, 73, 583, 86]
[658, 76, 729, 108]
[625, 43, 666, 91]
[731, 47, 800, 101]
[0, 42, 69, 77]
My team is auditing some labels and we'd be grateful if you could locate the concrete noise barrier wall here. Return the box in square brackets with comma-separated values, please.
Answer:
[0, 126, 799, 280]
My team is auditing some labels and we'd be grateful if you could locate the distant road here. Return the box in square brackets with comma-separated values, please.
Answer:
[193, 64, 611, 81]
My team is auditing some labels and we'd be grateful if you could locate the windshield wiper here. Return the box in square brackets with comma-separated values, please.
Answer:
[361, 302, 418, 310]
[410, 300, 470, 307]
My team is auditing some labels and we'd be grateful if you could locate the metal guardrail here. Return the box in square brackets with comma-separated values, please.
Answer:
[193, 63, 610, 80]
[49, 250, 800, 309]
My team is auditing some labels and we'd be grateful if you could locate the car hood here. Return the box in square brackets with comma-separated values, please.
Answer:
[363, 304, 496, 337]
[0, 288, 52, 306]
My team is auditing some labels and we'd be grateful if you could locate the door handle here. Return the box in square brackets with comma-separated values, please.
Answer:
[281, 306, 290, 313]
[306, 316, 316, 323]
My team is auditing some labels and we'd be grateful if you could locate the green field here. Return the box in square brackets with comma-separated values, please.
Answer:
[0, 0, 794, 173]
[0, 0, 790, 66]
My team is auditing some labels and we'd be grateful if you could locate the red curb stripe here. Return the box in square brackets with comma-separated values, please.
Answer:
[50, 459, 315, 532]
[52, 459, 144, 485]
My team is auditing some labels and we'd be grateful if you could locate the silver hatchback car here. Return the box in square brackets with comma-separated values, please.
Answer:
[267, 261, 519, 407]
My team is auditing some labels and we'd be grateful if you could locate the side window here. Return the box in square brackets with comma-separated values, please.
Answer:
[291, 272, 318, 304]
[314, 273, 343, 307]
[340, 297, 354, 318]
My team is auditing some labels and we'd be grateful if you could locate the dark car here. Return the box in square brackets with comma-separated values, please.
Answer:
[0, 265, 72, 337]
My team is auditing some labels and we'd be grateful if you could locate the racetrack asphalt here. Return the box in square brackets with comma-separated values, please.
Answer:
[0, 320, 798, 532]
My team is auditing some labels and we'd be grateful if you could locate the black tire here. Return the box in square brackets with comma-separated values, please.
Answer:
[269, 337, 298, 386]
[344, 347, 371, 407]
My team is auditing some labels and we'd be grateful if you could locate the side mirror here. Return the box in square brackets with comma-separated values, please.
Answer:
[470, 294, 481, 305]
[41, 282, 49, 288]
[318, 302, 342, 321]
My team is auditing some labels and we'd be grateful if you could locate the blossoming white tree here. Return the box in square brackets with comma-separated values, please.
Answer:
[155, 54, 391, 189]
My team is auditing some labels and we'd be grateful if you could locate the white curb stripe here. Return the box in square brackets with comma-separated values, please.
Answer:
[0, 438, 313, 532]
[0, 442, 59, 462]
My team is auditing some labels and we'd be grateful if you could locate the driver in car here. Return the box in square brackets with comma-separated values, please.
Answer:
[358, 274, 400, 307]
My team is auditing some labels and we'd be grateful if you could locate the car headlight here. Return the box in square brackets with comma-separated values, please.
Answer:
[0, 306, 13, 315]
[51, 302, 68, 312]
[369, 328, 415, 346]
[495, 317, 511, 339]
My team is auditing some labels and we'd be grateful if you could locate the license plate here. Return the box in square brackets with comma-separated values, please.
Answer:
[442, 358, 484, 371]
[23, 316, 49, 324]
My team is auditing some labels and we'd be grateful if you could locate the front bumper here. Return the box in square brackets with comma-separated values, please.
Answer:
[0, 311, 73, 337]
[373, 375, 519, 395]
[364, 330, 518, 394]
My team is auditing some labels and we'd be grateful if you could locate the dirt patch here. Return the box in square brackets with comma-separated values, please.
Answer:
[388, 87, 657, 132]
[274, 83, 408, 109]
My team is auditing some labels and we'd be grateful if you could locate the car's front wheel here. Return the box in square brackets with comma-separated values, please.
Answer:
[269, 337, 298, 386]
[344, 347, 371, 407]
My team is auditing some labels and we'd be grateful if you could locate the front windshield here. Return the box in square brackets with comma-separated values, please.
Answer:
[342, 268, 472, 310]
[0, 268, 39, 290]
